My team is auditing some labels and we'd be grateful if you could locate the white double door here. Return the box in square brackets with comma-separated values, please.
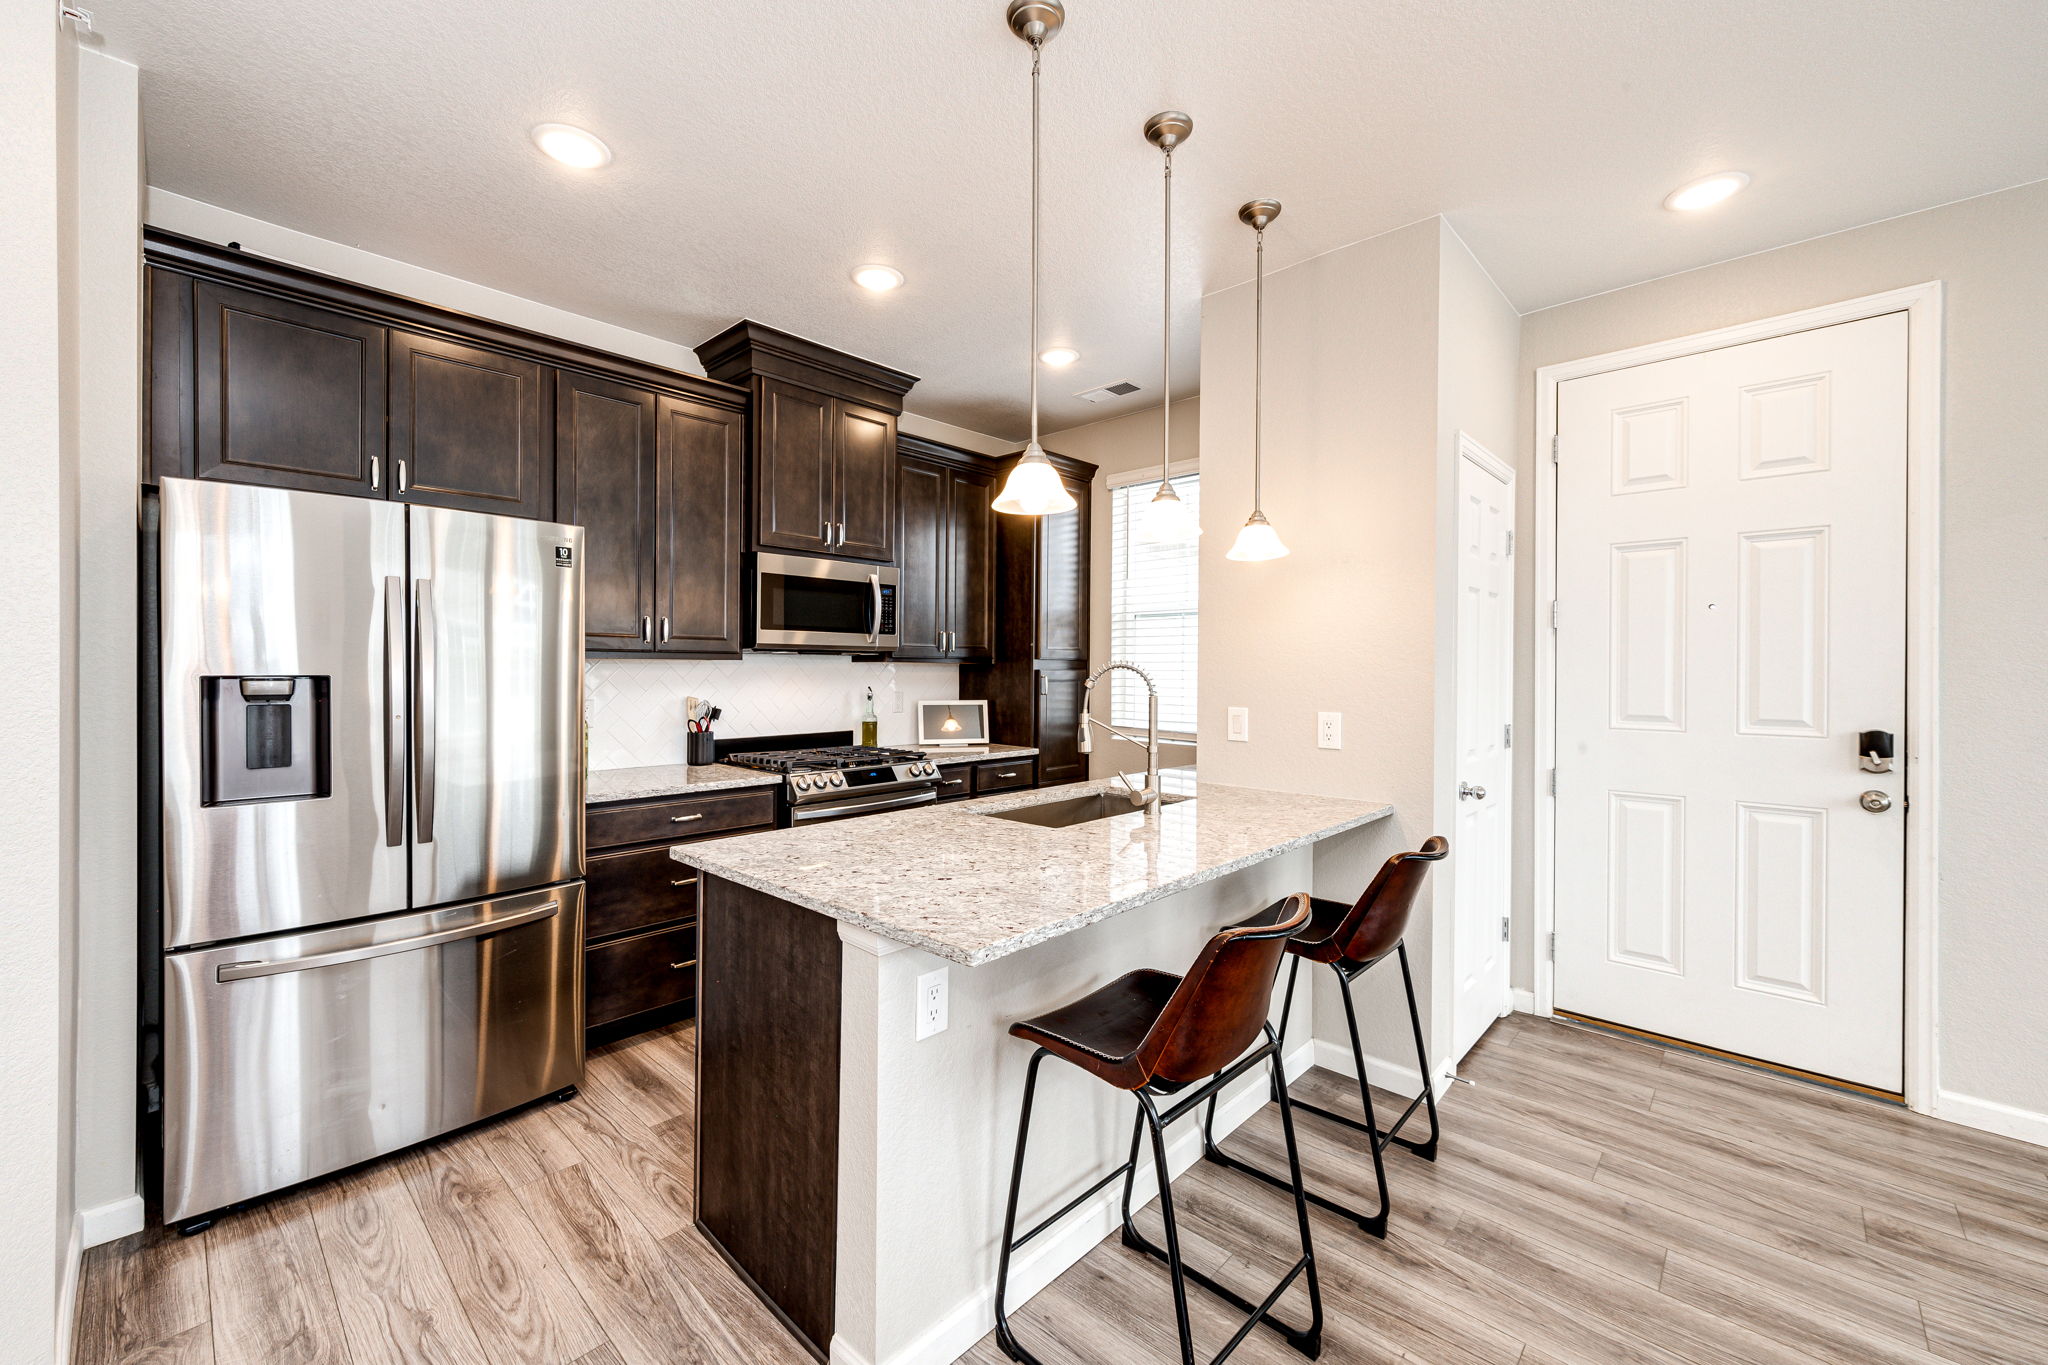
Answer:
[1554, 313, 1908, 1091]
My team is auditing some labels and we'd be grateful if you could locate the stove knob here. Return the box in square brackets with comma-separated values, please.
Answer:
[795, 775, 813, 792]
[831, 772, 847, 787]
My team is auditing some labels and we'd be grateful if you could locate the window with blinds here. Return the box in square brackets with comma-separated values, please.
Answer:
[1108, 473, 1199, 735]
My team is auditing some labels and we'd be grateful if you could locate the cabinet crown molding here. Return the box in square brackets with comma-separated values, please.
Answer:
[695, 318, 920, 414]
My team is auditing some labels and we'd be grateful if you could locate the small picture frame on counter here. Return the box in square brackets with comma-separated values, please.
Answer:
[916, 699, 989, 748]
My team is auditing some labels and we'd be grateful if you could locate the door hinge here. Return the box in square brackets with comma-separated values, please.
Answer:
[1503, 722, 1513, 750]
[1504, 529, 1515, 557]
[1549, 600, 1559, 630]
[1547, 931, 1557, 960]
[1501, 916, 1511, 943]
[1548, 768, 1556, 796]
[1550, 434, 1560, 464]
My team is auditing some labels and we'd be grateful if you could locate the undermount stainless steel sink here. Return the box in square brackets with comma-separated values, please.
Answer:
[984, 791, 1192, 829]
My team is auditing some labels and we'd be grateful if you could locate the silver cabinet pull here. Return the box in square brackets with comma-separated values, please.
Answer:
[382, 576, 406, 847]
[995, 771, 1019, 779]
[640, 616, 653, 644]
[396, 459, 409, 494]
[370, 455, 382, 491]
[414, 578, 437, 844]
[658, 617, 671, 643]
[217, 900, 559, 982]
[671, 812, 705, 823]
[669, 877, 698, 888]
[670, 960, 695, 970]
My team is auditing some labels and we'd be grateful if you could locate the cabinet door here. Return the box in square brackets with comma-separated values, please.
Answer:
[556, 371, 656, 652]
[893, 455, 948, 660]
[1032, 475, 1089, 662]
[1035, 667, 1089, 785]
[948, 466, 996, 661]
[193, 280, 387, 497]
[655, 394, 744, 656]
[832, 400, 897, 562]
[389, 331, 548, 518]
[756, 378, 835, 554]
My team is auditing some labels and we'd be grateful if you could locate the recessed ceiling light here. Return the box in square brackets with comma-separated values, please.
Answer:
[532, 123, 612, 169]
[1039, 347, 1080, 367]
[1664, 171, 1750, 212]
[852, 265, 905, 292]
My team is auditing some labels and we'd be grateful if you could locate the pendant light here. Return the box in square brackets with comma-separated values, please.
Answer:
[1226, 199, 1289, 562]
[992, 0, 1079, 518]
[1136, 111, 1199, 545]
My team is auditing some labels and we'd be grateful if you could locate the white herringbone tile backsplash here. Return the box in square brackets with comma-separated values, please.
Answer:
[585, 655, 965, 770]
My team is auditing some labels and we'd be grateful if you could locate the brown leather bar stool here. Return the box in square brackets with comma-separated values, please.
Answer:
[993, 895, 1324, 1365]
[1201, 837, 1448, 1239]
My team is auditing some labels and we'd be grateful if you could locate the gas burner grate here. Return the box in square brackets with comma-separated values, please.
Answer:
[727, 745, 928, 774]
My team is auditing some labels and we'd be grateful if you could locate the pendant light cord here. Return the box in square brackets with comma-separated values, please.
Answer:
[1160, 144, 1172, 483]
[1253, 226, 1264, 514]
[1028, 38, 1043, 448]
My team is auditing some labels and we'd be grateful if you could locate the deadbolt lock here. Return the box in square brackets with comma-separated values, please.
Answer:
[1859, 790, 1894, 813]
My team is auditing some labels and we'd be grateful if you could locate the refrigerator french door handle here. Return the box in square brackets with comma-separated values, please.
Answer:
[415, 578, 437, 844]
[213, 900, 561, 981]
[383, 576, 406, 847]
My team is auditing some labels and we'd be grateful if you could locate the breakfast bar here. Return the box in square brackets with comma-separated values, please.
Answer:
[675, 775, 1392, 1364]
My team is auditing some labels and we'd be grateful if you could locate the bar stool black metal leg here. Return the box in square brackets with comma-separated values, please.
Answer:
[1269, 1043, 1325, 1359]
[1137, 1091, 1198, 1365]
[1394, 943, 1440, 1161]
[994, 1049, 1049, 1363]
[1333, 963, 1394, 1235]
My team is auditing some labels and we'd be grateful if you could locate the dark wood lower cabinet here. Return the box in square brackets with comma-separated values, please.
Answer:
[586, 922, 700, 1030]
[1034, 668, 1089, 785]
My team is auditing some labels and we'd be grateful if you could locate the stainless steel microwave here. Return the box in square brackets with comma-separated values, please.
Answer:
[751, 551, 899, 651]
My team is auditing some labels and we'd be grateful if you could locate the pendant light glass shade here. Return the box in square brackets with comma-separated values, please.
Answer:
[995, 0, 1071, 518]
[1225, 510, 1288, 561]
[992, 441, 1076, 515]
[1136, 479, 1199, 545]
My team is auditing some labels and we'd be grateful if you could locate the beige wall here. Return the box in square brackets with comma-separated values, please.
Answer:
[1045, 396, 1200, 779]
[1515, 178, 2048, 1123]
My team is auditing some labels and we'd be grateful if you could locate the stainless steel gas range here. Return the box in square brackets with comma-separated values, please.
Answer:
[723, 736, 944, 824]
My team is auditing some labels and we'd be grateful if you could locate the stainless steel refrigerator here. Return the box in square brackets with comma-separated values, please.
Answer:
[155, 477, 586, 1225]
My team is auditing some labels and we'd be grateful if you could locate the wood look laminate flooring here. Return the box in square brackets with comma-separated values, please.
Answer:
[76, 1014, 2048, 1365]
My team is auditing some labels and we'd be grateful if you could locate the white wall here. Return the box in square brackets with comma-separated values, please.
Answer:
[1043, 396, 1200, 779]
[1515, 178, 2048, 1129]
[1197, 219, 1456, 1069]
[585, 657, 963, 770]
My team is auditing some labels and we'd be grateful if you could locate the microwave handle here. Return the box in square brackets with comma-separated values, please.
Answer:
[868, 571, 881, 644]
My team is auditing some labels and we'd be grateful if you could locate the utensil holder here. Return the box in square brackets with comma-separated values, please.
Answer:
[688, 731, 717, 766]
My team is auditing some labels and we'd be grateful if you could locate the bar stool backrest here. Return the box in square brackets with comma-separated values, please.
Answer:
[1335, 836, 1449, 967]
[1138, 894, 1313, 1086]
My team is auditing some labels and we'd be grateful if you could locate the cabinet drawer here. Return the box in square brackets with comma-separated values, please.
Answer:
[586, 844, 700, 942]
[974, 759, 1036, 794]
[587, 789, 777, 850]
[587, 922, 698, 1028]
[934, 768, 975, 802]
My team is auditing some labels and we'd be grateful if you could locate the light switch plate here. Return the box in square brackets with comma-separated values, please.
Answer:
[1317, 712, 1342, 749]
[916, 967, 948, 1040]
[1227, 707, 1249, 742]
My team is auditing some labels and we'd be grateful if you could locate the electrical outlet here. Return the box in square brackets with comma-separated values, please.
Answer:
[891, 688, 905, 713]
[1317, 712, 1342, 749]
[915, 967, 948, 1040]
[1227, 706, 1250, 742]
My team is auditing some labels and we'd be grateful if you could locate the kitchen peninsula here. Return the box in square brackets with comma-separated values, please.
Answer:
[675, 776, 1393, 1364]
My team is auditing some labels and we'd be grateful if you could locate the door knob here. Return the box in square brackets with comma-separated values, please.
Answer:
[1459, 782, 1486, 801]
[1859, 790, 1894, 813]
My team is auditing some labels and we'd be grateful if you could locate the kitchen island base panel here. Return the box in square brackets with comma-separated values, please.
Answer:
[699, 858, 1321, 1365]
[696, 874, 842, 1361]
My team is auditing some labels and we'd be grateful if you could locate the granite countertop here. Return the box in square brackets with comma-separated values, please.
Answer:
[673, 775, 1393, 965]
[585, 762, 783, 804]
[586, 744, 1040, 804]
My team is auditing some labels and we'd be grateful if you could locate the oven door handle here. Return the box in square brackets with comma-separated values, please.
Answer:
[789, 788, 937, 822]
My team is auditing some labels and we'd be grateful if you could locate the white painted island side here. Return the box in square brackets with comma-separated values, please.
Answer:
[676, 777, 1393, 1365]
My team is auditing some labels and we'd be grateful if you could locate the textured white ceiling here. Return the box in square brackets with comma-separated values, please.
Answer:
[95, 0, 2048, 438]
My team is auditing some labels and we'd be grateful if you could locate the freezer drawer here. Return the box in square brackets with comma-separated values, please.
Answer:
[162, 883, 584, 1222]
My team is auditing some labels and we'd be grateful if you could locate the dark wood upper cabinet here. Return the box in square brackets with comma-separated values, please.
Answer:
[389, 331, 548, 518]
[656, 393, 745, 655]
[1031, 472, 1089, 662]
[696, 320, 917, 564]
[754, 379, 835, 554]
[192, 279, 387, 497]
[556, 371, 657, 652]
[896, 438, 997, 662]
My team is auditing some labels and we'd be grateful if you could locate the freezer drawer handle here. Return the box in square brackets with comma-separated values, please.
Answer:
[214, 900, 560, 982]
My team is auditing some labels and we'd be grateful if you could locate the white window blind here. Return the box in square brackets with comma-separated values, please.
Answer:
[1108, 473, 1199, 734]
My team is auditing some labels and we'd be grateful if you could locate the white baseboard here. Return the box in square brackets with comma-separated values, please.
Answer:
[79, 1194, 145, 1248]
[1936, 1088, 2048, 1149]
[1311, 1037, 1455, 1105]
[1510, 988, 1537, 1015]
[865, 1040, 1314, 1365]
[56, 1213, 84, 1365]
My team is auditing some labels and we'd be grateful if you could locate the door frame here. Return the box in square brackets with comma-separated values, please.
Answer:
[1530, 283, 1944, 1113]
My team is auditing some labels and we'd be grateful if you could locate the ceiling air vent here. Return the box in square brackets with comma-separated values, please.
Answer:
[1074, 380, 1142, 404]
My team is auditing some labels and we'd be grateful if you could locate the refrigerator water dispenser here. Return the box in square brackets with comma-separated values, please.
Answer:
[201, 675, 331, 805]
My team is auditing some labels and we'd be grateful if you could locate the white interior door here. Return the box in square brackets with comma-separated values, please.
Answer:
[1554, 313, 1908, 1090]
[1453, 438, 1515, 1061]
